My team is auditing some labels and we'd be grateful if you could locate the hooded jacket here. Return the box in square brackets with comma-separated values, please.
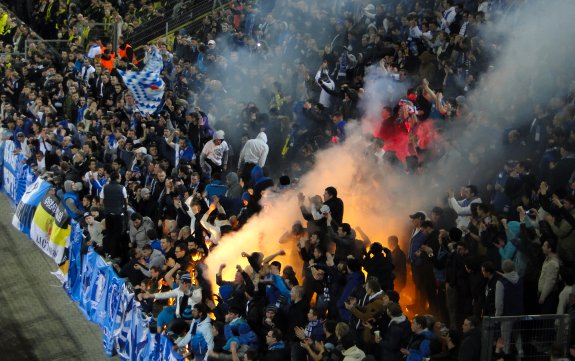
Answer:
[63, 180, 85, 220]
[406, 329, 434, 361]
[495, 271, 523, 316]
[381, 315, 411, 361]
[498, 221, 528, 277]
[225, 172, 243, 199]
[129, 216, 155, 249]
[342, 345, 366, 361]
[176, 316, 214, 360]
[238, 132, 269, 169]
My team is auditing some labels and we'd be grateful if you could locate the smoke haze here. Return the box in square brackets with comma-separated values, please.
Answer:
[204, 0, 575, 283]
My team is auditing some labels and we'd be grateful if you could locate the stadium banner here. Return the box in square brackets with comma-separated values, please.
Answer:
[0, 130, 5, 183]
[101, 268, 125, 356]
[12, 177, 52, 236]
[71, 247, 183, 360]
[2, 140, 28, 206]
[78, 248, 103, 319]
[115, 286, 157, 361]
[150, 334, 186, 361]
[11, 181, 184, 360]
[29, 193, 71, 265]
[66, 220, 84, 302]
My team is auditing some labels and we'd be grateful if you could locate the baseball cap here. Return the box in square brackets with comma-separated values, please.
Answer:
[180, 273, 192, 283]
[213, 130, 225, 140]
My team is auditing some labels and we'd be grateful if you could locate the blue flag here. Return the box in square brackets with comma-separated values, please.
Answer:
[118, 47, 165, 114]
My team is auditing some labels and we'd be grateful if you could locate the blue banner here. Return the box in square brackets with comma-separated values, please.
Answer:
[69, 246, 184, 360]
[66, 220, 84, 302]
[2, 140, 28, 205]
[9, 175, 187, 360]
[12, 177, 52, 236]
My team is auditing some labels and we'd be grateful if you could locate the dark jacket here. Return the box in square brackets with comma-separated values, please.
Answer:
[479, 275, 498, 317]
[262, 341, 290, 361]
[391, 247, 407, 291]
[286, 300, 309, 341]
[381, 316, 412, 361]
[324, 196, 344, 225]
[363, 249, 395, 291]
[458, 327, 481, 361]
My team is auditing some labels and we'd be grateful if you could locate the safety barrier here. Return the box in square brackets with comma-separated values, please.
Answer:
[1, 140, 184, 360]
[129, 0, 229, 50]
[480, 314, 571, 360]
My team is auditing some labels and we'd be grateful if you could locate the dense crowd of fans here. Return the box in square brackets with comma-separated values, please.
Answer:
[3, 0, 575, 360]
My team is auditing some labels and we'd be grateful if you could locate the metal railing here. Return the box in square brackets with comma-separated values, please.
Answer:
[23, 22, 119, 60]
[480, 314, 571, 361]
[24, 40, 69, 60]
[128, 0, 228, 50]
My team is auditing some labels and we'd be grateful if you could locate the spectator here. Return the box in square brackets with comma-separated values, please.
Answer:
[447, 185, 482, 230]
[200, 130, 229, 177]
[402, 315, 434, 361]
[376, 302, 411, 361]
[495, 260, 524, 355]
[340, 333, 366, 361]
[388, 235, 407, 292]
[177, 303, 214, 360]
[128, 212, 155, 249]
[101, 171, 128, 260]
[538, 237, 560, 314]
[458, 316, 482, 361]
[238, 131, 269, 183]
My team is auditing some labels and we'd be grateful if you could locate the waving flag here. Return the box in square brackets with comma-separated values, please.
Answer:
[118, 46, 165, 114]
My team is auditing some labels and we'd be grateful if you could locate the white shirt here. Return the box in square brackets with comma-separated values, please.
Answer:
[315, 70, 335, 109]
[448, 196, 482, 230]
[409, 25, 423, 39]
[100, 184, 128, 200]
[441, 6, 457, 34]
[87, 44, 102, 59]
[201, 139, 229, 166]
[153, 286, 202, 318]
[80, 65, 95, 84]
[36, 155, 46, 172]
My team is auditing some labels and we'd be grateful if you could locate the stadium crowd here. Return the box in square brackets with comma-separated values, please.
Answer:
[2, 0, 575, 360]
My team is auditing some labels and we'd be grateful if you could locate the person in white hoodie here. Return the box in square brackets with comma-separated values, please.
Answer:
[200, 130, 229, 177]
[177, 303, 214, 360]
[238, 131, 269, 183]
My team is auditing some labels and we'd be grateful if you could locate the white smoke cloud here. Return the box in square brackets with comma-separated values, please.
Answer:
[204, 0, 575, 283]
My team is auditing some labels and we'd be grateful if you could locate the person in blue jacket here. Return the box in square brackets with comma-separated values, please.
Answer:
[402, 315, 435, 361]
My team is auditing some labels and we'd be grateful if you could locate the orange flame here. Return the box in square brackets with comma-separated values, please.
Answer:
[204, 130, 421, 318]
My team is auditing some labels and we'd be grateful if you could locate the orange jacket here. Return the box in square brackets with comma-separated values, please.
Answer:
[100, 51, 115, 71]
[118, 43, 138, 65]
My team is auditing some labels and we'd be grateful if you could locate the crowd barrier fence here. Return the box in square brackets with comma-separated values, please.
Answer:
[480, 314, 571, 361]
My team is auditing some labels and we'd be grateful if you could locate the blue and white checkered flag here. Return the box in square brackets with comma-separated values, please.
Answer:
[118, 46, 165, 114]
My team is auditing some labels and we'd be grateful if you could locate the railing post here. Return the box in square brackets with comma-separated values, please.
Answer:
[481, 317, 493, 361]
[557, 314, 570, 356]
[113, 22, 120, 54]
[165, 22, 169, 45]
